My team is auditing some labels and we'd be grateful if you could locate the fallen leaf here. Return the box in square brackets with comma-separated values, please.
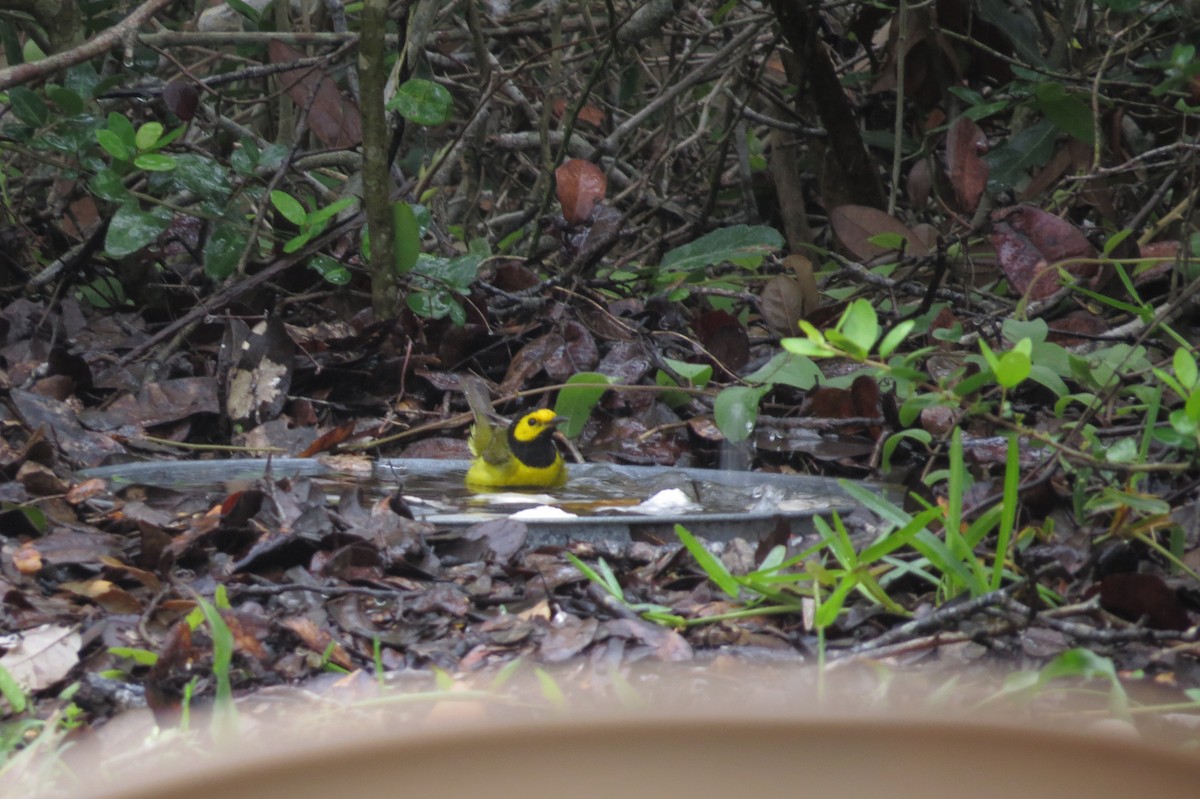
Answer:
[946, 116, 989, 213]
[830, 205, 930, 259]
[555, 159, 607, 226]
[990, 205, 1098, 300]
[0, 624, 80, 692]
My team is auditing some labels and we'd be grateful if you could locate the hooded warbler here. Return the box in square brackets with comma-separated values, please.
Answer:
[462, 376, 567, 489]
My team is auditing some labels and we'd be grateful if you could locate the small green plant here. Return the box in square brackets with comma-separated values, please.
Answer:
[981, 648, 1134, 722]
[271, 190, 356, 255]
[564, 551, 683, 625]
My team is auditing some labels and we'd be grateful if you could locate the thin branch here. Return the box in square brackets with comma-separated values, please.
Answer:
[0, 0, 176, 91]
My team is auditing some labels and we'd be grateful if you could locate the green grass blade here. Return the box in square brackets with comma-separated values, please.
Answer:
[676, 524, 740, 598]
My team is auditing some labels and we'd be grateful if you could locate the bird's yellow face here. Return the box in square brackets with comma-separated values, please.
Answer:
[510, 408, 564, 443]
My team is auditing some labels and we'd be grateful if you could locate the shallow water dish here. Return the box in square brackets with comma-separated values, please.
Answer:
[77, 458, 869, 544]
[63, 710, 1200, 799]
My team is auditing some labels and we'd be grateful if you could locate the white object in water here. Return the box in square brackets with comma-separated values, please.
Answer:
[510, 505, 578, 520]
[599, 488, 702, 516]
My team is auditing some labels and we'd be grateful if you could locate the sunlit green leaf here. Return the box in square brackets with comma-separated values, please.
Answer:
[134, 121, 163, 151]
[104, 204, 172, 257]
[714, 385, 767, 444]
[555, 372, 613, 438]
[133, 153, 176, 172]
[271, 190, 307, 225]
[387, 78, 454, 126]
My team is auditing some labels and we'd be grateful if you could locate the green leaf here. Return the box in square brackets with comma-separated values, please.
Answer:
[135, 121, 164, 151]
[877, 320, 914, 358]
[308, 254, 351, 285]
[1027, 364, 1069, 397]
[662, 358, 713, 386]
[107, 646, 159, 666]
[0, 20, 22, 68]
[994, 339, 1032, 389]
[8, 86, 47, 126]
[406, 289, 462, 321]
[743, 351, 821, 389]
[838, 299, 880, 356]
[1175, 348, 1198, 391]
[168, 154, 232, 199]
[309, 197, 355, 227]
[1034, 82, 1095, 145]
[271, 190, 307, 225]
[104, 204, 172, 257]
[133, 153, 176, 172]
[394, 201, 420, 274]
[106, 112, 137, 150]
[387, 78, 454, 126]
[657, 358, 709, 408]
[983, 119, 1057, 193]
[96, 129, 130, 161]
[554, 372, 613, 438]
[814, 574, 856, 628]
[0, 664, 27, 713]
[225, 0, 262, 22]
[283, 232, 310, 254]
[780, 336, 834, 359]
[203, 223, 247, 279]
[660, 225, 783, 273]
[714, 385, 766, 444]
[881, 428, 932, 473]
[78, 276, 127, 309]
[45, 85, 84, 115]
[90, 168, 130, 202]
[676, 525, 740, 598]
[565, 552, 626, 600]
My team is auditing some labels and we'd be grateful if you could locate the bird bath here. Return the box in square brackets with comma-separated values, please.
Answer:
[78, 458, 873, 545]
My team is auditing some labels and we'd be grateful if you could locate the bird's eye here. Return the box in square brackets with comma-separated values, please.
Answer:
[527, 418, 536, 426]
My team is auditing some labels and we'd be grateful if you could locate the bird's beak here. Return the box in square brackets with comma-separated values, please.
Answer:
[549, 416, 568, 427]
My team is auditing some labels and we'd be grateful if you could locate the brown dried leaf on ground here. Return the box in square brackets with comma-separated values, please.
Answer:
[945, 115, 989, 213]
[990, 205, 1099, 300]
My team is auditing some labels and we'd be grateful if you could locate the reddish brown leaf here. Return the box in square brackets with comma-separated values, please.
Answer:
[830, 205, 930, 259]
[268, 41, 362, 148]
[989, 205, 1098, 301]
[1099, 573, 1190, 631]
[296, 422, 357, 457]
[555, 159, 607, 225]
[759, 276, 807, 335]
[1131, 240, 1181, 286]
[163, 80, 199, 121]
[695, 310, 749, 372]
[493, 262, 541, 292]
[945, 116, 989, 213]
[906, 158, 932, 207]
[1046, 310, 1109, 346]
[800, 385, 855, 419]
[552, 98, 604, 127]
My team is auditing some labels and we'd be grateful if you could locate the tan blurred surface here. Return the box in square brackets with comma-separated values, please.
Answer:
[9, 661, 1200, 799]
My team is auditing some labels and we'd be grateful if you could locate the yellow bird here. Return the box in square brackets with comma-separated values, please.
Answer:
[462, 377, 567, 489]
